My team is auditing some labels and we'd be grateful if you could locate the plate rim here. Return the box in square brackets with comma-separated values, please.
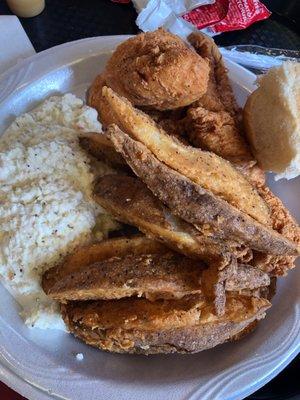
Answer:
[0, 35, 298, 400]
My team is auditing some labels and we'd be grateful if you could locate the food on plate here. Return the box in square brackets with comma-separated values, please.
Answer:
[108, 124, 299, 256]
[0, 94, 119, 329]
[79, 132, 127, 169]
[244, 61, 300, 180]
[185, 33, 253, 163]
[95, 174, 273, 315]
[1, 29, 299, 356]
[42, 236, 165, 294]
[61, 295, 270, 354]
[101, 86, 270, 225]
[43, 242, 206, 302]
[188, 33, 240, 118]
[224, 264, 270, 291]
[88, 29, 209, 112]
[94, 174, 240, 266]
[253, 185, 300, 275]
[186, 32, 265, 188]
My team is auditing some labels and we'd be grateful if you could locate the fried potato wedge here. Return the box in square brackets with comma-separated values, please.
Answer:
[79, 132, 127, 169]
[61, 295, 270, 354]
[42, 236, 167, 295]
[225, 264, 270, 291]
[43, 251, 207, 302]
[94, 174, 238, 267]
[108, 125, 299, 256]
[101, 86, 270, 226]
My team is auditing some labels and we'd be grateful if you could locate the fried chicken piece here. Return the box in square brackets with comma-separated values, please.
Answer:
[108, 125, 299, 256]
[188, 32, 240, 117]
[252, 186, 300, 275]
[186, 33, 265, 186]
[185, 106, 255, 165]
[187, 33, 300, 275]
[61, 295, 270, 354]
[101, 86, 270, 225]
[88, 29, 209, 112]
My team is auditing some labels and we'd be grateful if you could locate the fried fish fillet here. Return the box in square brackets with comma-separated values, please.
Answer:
[94, 174, 240, 266]
[43, 251, 207, 302]
[61, 294, 270, 354]
[101, 86, 270, 226]
[79, 132, 127, 169]
[108, 125, 299, 256]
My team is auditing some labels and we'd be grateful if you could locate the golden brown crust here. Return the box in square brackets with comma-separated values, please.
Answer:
[61, 295, 270, 354]
[43, 251, 206, 302]
[79, 132, 127, 169]
[101, 29, 209, 111]
[185, 106, 254, 165]
[225, 264, 270, 291]
[87, 73, 118, 127]
[101, 86, 270, 226]
[252, 185, 300, 275]
[42, 236, 167, 294]
[108, 125, 299, 256]
[188, 32, 240, 117]
[187, 32, 264, 187]
[94, 174, 236, 266]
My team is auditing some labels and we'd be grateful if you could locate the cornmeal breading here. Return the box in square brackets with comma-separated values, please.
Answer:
[61, 295, 270, 354]
[89, 29, 209, 112]
[101, 86, 270, 225]
[108, 125, 299, 256]
[94, 174, 236, 266]
[43, 250, 206, 302]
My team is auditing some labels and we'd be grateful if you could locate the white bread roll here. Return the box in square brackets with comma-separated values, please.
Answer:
[244, 61, 300, 180]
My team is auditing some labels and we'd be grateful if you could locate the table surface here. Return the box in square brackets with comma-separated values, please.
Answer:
[0, 0, 299, 399]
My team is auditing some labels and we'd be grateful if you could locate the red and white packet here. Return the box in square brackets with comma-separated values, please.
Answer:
[111, 0, 271, 36]
[183, 0, 271, 34]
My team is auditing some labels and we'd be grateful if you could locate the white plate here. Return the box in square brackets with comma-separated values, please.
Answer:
[0, 36, 299, 400]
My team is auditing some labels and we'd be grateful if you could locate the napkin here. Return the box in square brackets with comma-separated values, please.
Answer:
[133, 0, 214, 37]
[0, 15, 35, 75]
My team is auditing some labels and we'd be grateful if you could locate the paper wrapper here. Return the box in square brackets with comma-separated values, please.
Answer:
[112, 0, 270, 37]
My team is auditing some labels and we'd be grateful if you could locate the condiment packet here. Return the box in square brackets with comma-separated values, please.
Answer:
[112, 0, 271, 37]
[183, 0, 271, 34]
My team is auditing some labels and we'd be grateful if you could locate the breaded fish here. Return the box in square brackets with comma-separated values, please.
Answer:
[61, 295, 270, 354]
[43, 251, 206, 302]
[108, 125, 299, 256]
[94, 174, 238, 266]
[101, 86, 270, 226]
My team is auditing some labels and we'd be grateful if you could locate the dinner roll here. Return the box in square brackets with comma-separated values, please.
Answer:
[243, 61, 300, 180]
